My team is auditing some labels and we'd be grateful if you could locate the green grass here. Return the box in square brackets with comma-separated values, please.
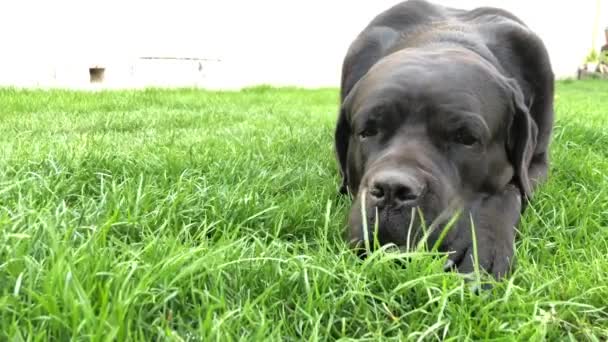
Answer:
[0, 80, 607, 340]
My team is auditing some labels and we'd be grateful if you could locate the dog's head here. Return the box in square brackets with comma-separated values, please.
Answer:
[335, 47, 537, 251]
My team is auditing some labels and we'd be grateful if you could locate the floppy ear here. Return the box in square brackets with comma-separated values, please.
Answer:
[506, 80, 538, 203]
[334, 106, 350, 195]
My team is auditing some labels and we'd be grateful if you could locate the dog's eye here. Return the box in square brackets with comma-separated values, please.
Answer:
[358, 126, 378, 139]
[452, 128, 479, 146]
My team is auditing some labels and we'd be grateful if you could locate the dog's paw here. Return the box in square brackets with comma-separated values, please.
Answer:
[443, 185, 520, 281]
[444, 234, 515, 280]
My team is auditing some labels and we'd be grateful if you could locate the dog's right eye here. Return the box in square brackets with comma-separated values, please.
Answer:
[358, 126, 378, 140]
[452, 127, 479, 147]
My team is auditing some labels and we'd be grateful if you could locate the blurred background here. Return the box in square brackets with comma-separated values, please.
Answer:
[0, 0, 605, 89]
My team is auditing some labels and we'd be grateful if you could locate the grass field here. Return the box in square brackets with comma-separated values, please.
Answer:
[0, 80, 607, 340]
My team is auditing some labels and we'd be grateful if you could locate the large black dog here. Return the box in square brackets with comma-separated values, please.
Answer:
[334, 0, 554, 279]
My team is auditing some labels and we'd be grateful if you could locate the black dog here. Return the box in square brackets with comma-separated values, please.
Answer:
[334, 0, 554, 279]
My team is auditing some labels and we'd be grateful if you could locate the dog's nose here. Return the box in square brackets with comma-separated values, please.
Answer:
[368, 170, 423, 208]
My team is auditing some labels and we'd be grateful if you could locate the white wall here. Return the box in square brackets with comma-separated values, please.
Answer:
[0, 0, 605, 89]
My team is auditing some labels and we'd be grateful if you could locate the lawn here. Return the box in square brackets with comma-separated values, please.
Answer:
[0, 80, 607, 340]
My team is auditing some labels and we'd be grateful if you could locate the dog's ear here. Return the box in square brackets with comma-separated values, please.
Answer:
[335, 106, 350, 195]
[506, 79, 538, 203]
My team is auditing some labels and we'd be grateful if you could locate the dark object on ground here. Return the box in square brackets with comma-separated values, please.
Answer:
[334, 0, 554, 280]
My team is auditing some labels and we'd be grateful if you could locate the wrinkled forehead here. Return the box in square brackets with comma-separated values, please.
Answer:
[346, 54, 510, 134]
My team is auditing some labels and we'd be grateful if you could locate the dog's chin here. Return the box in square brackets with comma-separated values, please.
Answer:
[350, 235, 421, 262]
[348, 212, 429, 253]
[347, 201, 460, 257]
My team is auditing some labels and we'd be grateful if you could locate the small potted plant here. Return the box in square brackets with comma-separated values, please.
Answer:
[584, 49, 599, 72]
[598, 50, 608, 74]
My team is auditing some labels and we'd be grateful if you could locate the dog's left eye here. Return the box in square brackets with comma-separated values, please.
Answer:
[358, 126, 378, 140]
[452, 128, 479, 146]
